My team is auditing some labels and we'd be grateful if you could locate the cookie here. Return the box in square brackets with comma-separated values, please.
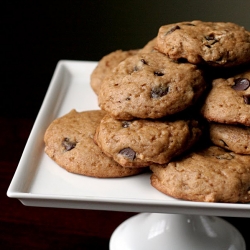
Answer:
[90, 49, 138, 95]
[150, 146, 250, 203]
[156, 20, 250, 67]
[98, 51, 206, 120]
[94, 113, 202, 167]
[44, 109, 143, 178]
[209, 122, 250, 154]
[139, 37, 157, 53]
[201, 69, 250, 126]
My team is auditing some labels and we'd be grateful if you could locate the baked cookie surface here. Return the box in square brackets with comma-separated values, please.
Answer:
[150, 146, 250, 203]
[44, 109, 143, 178]
[98, 52, 206, 120]
[139, 37, 157, 53]
[94, 113, 202, 167]
[90, 49, 138, 95]
[201, 69, 250, 126]
[209, 123, 250, 154]
[156, 20, 250, 67]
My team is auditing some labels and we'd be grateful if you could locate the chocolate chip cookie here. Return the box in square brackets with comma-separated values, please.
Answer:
[150, 146, 250, 203]
[94, 113, 202, 167]
[44, 109, 143, 178]
[209, 122, 250, 154]
[139, 37, 157, 53]
[156, 20, 250, 67]
[90, 49, 138, 95]
[201, 69, 250, 126]
[98, 51, 206, 120]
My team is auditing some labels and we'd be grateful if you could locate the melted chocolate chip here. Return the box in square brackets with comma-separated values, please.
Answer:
[62, 138, 76, 151]
[154, 71, 164, 76]
[119, 148, 136, 161]
[232, 78, 250, 91]
[244, 95, 250, 104]
[151, 86, 169, 98]
[165, 25, 180, 35]
[122, 121, 131, 128]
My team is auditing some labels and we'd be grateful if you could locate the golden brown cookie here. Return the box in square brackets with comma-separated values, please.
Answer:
[94, 113, 202, 167]
[98, 51, 206, 120]
[156, 20, 250, 67]
[201, 69, 250, 126]
[139, 37, 157, 53]
[150, 146, 250, 203]
[209, 122, 250, 154]
[90, 49, 138, 95]
[44, 109, 143, 178]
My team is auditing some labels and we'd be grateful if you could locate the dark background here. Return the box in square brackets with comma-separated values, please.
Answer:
[3, 0, 250, 120]
[2, 1, 250, 249]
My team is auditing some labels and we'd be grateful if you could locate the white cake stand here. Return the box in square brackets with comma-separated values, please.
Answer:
[7, 61, 249, 250]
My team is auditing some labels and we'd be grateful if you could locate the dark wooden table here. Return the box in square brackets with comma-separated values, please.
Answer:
[1, 116, 249, 249]
[1, 117, 137, 249]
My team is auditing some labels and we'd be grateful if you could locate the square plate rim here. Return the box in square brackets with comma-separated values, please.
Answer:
[6, 60, 250, 217]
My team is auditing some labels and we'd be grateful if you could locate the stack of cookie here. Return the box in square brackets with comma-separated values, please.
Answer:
[147, 21, 250, 203]
[44, 20, 250, 203]
[94, 50, 207, 169]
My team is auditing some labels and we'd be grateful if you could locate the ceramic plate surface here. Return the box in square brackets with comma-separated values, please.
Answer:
[7, 60, 250, 217]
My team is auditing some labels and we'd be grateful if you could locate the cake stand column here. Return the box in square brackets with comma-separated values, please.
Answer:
[110, 213, 245, 250]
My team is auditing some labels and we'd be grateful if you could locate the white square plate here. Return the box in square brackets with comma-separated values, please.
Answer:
[7, 60, 250, 217]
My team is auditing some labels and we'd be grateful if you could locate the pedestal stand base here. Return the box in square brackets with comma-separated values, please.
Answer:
[110, 213, 245, 250]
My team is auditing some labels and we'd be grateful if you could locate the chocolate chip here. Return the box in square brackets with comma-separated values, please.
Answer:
[205, 34, 218, 47]
[232, 78, 250, 91]
[154, 71, 164, 76]
[205, 34, 215, 40]
[62, 138, 76, 151]
[151, 86, 169, 98]
[244, 95, 250, 104]
[165, 25, 180, 35]
[134, 59, 147, 72]
[119, 148, 136, 161]
[122, 121, 131, 128]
